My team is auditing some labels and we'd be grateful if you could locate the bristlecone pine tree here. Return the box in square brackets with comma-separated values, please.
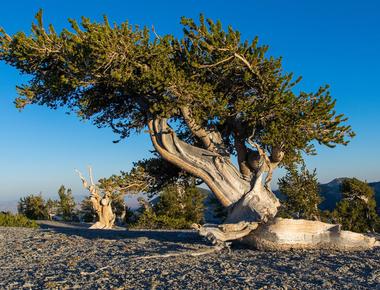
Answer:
[1, 11, 378, 250]
[332, 178, 380, 233]
[278, 164, 322, 221]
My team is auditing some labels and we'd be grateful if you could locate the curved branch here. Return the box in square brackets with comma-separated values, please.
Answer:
[232, 120, 253, 178]
[148, 118, 249, 206]
[180, 106, 225, 154]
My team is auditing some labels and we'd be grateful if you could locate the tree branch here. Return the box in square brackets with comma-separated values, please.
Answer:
[232, 121, 253, 178]
[180, 106, 226, 154]
[148, 118, 249, 207]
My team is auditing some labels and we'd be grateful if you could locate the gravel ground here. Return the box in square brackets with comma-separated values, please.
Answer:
[0, 223, 379, 289]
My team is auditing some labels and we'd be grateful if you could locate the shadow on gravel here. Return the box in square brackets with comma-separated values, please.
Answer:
[38, 221, 207, 245]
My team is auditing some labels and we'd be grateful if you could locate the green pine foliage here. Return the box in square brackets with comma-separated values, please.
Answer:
[208, 193, 228, 221]
[99, 156, 190, 198]
[57, 185, 76, 221]
[1, 12, 357, 226]
[79, 197, 97, 222]
[110, 193, 125, 220]
[278, 164, 322, 220]
[18, 194, 49, 220]
[0, 12, 354, 168]
[155, 184, 205, 224]
[18, 186, 78, 221]
[133, 210, 191, 230]
[132, 184, 206, 229]
[331, 178, 380, 233]
[0, 212, 39, 228]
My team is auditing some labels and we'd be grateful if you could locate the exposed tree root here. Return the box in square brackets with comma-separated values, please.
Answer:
[192, 222, 259, 245]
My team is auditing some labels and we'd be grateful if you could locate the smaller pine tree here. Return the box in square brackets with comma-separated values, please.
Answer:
[155, 184, 205, 225]
[57, 185, 76, 221]
[134, 184, 206, 229]
[278, 164, 322, 220]
[332, 178, 380, 233]
[111, 193, 128, 223]
[18, 194, 49, 220]
[79, 197, 97, 222]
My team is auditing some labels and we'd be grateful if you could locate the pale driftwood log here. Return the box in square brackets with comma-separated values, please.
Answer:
[76, 167, 115, 229]
[245, 218, 380, 251]
[194, 218, 379, 251]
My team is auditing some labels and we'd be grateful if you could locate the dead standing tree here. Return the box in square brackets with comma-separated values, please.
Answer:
[1, 12, 378, 250]
[76, 167, 115, 229]
[76, 165, 150, 229]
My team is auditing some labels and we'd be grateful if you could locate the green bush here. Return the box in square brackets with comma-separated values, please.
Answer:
[277, 164, 322, 220]
[131, 184, 206, 229]
[0, 212, 39, 228]
[131, 210, 191, 229]
[18, 194, 49, 220]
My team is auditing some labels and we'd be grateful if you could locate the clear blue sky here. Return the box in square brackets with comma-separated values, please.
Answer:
[0, 0, 379, 204]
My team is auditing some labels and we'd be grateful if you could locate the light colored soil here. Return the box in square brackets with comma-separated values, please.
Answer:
[0, 222, 379, 289]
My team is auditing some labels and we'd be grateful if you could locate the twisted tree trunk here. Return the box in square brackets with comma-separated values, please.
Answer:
[148, 118, 279, 221]
[76, 168, 115, 229]
[149, 118, 379, 251]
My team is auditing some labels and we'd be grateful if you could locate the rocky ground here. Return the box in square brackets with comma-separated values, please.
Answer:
[0, 222, 379, 289]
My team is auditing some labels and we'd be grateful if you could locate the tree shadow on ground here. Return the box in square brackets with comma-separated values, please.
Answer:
[37, 220, 207, 245]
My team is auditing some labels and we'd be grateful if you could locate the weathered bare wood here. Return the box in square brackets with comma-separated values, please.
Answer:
[246, 218, 380, 251]
[193, 222, 259, 244]
[76, 167, 115, 229]
[196, 218, 379, 251]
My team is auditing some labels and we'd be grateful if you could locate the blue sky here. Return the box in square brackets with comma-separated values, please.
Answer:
[0, 0, 379, 204]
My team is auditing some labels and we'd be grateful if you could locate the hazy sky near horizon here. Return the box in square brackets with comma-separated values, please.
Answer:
[0, 0, 379, 203]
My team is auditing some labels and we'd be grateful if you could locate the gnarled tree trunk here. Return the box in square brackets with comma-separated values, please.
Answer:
[76, 168, 115, 229]
[149, 118, 379, 251]
[148, 118, 279, 222]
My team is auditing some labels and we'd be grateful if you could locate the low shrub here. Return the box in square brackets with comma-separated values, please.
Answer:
[0, 212, 39, 228]
[130, 209, 192, 229]
[129, 184, 206, 229]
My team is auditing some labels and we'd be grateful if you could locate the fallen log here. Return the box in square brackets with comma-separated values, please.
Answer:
[194, 218, 380, 251]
